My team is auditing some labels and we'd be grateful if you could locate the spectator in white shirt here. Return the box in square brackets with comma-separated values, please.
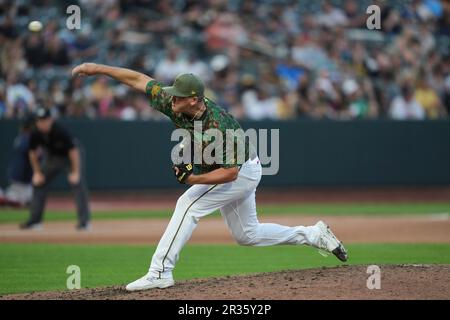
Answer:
[154, 48, 189, 84]
[315, 2, 349, 28]
[242, 86, 281, 120]
[6, 76, 35, 118]
[389, 84, 425, 120]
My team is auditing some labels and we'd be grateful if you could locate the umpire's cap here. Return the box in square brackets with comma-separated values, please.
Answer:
[35, 107, 52, 120]
[163, 73, 204, 98]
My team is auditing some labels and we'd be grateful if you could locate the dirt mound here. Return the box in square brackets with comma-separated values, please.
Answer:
[2, 265, 449, 300]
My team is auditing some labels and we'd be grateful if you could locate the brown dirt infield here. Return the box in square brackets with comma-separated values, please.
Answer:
[1, 265, 449, 300]
[0, 215, 449, 244]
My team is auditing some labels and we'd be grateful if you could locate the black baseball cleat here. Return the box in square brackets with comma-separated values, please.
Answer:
[314, 221, 348, 262]
[332, 243, 348, 262]
[76, 222, 91, 231]
[19, 221, 42, 230]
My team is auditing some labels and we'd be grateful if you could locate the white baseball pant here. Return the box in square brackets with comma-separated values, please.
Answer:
[148, 157, 320, 279]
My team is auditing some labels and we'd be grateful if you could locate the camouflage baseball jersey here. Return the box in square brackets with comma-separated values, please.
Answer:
[146, 80, 253, 174]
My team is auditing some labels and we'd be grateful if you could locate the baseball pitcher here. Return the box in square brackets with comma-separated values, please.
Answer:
[72, 63, 348, 291]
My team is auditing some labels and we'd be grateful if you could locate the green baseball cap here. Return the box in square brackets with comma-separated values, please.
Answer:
[163, 73, 205, 97]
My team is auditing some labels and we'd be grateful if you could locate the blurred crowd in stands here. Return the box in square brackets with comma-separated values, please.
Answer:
[1, 0, 449, 121]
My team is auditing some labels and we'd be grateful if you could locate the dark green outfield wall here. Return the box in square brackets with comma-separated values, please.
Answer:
[1, 119, 449, 190]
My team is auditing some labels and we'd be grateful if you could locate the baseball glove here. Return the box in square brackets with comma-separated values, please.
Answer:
[173, 163, 193, 184]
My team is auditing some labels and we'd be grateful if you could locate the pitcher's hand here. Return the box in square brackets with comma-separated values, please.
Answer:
[72, 63, 99, 77]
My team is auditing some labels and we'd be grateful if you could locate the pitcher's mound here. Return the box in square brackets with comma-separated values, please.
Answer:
[1, 265, 449, 300]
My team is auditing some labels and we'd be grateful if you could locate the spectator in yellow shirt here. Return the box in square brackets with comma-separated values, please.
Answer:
[415, 79, 447, 119]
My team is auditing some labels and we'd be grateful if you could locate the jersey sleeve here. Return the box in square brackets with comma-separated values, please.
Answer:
[28, 131, 40, 151]
[221, 141, 239, 169]
[145, 80, 174, 118]
[221, 129, 239, 169]
[60, 129, 75, 150]
[51, 123, 75, 150]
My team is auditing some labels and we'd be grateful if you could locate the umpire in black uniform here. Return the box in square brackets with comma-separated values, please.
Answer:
[20, 107, 91, 230]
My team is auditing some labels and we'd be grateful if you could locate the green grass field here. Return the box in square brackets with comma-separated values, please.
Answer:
[0, 202, 449, 224]
[0, 243, 449, 295]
